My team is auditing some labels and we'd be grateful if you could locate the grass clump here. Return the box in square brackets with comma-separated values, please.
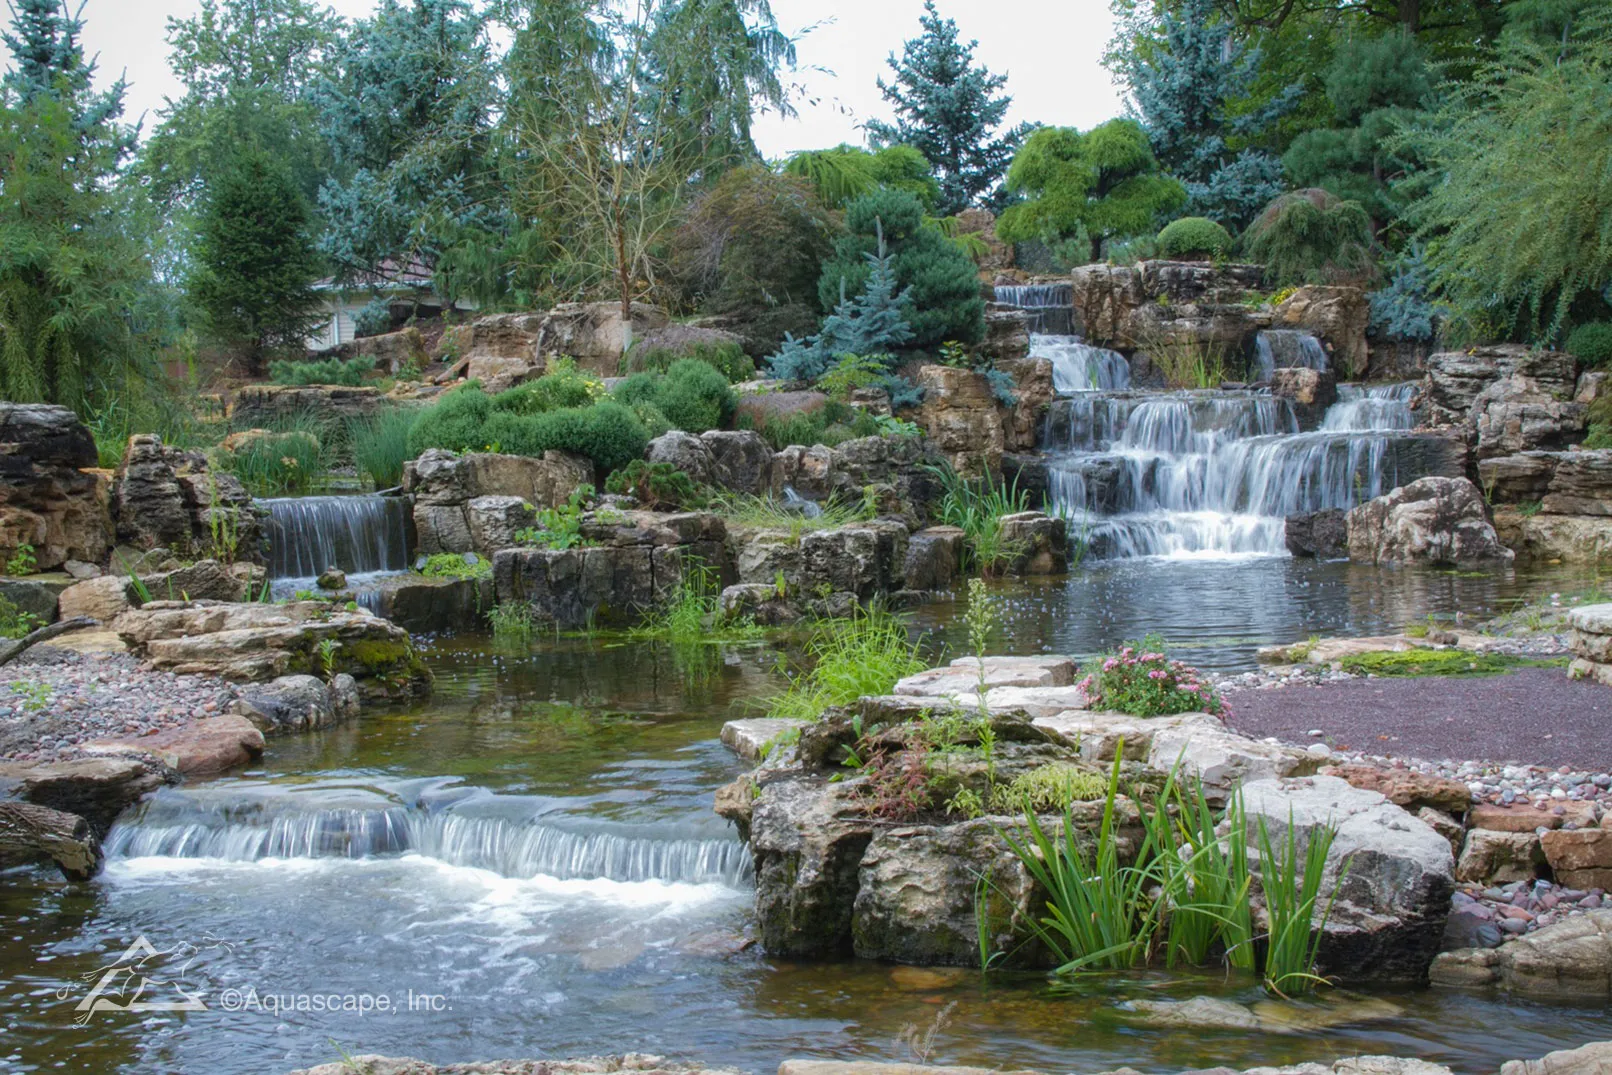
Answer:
[488, 602, 538, 647]
[767, 607, 927, 722]
[349, 408, 415, 489]
[215, 425, 327, 496]
[416, 553, 491, 580]
[741, 399, 884, 451]
[988, 763, 1108, 815]
[1080, 634, 1224, 717]
[631, 560, 761, 645]
[927, 464, 1032, 576]
[712, 490, 872, 540]
[1255, 813, 1342, 997]
[269, 356, 372, 386]
[1338, 649, 1564, 677]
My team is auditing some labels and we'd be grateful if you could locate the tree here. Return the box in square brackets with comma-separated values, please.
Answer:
[782, 144, 939, 210]
[1283, 34, 1431, 237]
[817, 188, 983, 350]
[865, 1, 1029, 216]
[1243, 189, 1375, 286]
[1112, 0, 1301, 230]
[312, 0, 502, 285]
[189, 150, 326, 374]
[769, 233, 915, 383]
[1398, 17, 1612, 342]
[995, 120, 1186, 263]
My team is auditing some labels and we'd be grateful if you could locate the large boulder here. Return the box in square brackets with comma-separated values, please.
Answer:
[1346, 476, 1514, 566]
[441, 312, 546, 391]
[1432, 910, 1612, 996]
[0, 403, 113, 571]
[1241, 775, 1455, 983]
[1069, 261, 1265, 357]
[535, 301, 671, 377]
[111, 435, 262, 560]
[1493, 509, 1612, 566]
[997, 357, 1053, 453]
[1271, 285, 1370, 378]
[1480, 449, 1612, 516]
[0, 755, 168, 837]
[371, 572, 493, 634]
[645, 431, 715, 485]
[998, 512, 1067, 575]
[1469, 375, 1587, 460]
[113, 600, 431, 702]
[1286, 508, 1349, 558]
[1501, 1042, 1612, 1075]
[405, 449, 594, 556]
[1422, 346, 1579, 427]
[1271, 367, 1339, 429]
[230, 673, 361, 735]
[744, 776, 875, 958]
[916, 365, 1005, 479]
[700, 430, 773, 495]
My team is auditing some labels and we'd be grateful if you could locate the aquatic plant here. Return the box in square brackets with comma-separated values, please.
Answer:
[1079, 634, 1224, 717]
[926, 464, 1031, 576]
[488, 602, 538, 647]
[1255, 812, 1343, 996]
[349, 408, 416, 489]
[631, 560, 761, 646]
[767, 606, 927, 722]
[1148, 776, 1255, 970]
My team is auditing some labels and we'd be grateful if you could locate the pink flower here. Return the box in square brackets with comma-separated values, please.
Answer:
[1148, 669, 1167, 680]
[1103, 658, 1118, 671]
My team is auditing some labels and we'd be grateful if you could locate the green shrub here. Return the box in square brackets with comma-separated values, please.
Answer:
[354, 296, 392, 338]
[1568, 323, 1612, 369]
[269, 356, 373, 387]
[627, 401, 674, 438]
[1587, 397, 1612, 449]
[408, 382, 647, 474]
[407, 383, 493, 455]
[625, 340, 755, 383]
[605, 461, 708, 510]
[492, 358, 602, 414]
[515, 485, 595, 550]
[0, 595, 43, 639]
[1157, 217, 1234, 260]
[1079, 634, 1224, 716]
[1242, 189, 1375, 286]
[349, 408, 415, 489]
[743, 401, 882, 451]
[613, 359, 736, 434]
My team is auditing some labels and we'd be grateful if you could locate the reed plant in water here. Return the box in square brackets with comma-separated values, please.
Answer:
[924, 464, 1030, 575]
[767, 605, 927, 721]
[1256, 812, 1343, 996]
[349, 408, 416, 490]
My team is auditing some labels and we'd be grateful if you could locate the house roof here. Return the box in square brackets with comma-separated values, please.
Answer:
[314, 255, 436, 292]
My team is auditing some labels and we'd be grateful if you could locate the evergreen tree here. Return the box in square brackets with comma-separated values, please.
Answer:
[1, 0, 134, 162]
[995, 120, 1187, 262]
[190, 150, 326, 374]
[1283, 34, 1432, 237]
[1114, 0, 1301, 230]
[767, 229, 914, 383]
[865, 1, 1029, 216]
[782, 144, 939, 210]
[817, 187, 984, 350]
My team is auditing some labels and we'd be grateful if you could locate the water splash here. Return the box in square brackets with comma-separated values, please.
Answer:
[1320, 383, 1418, 432]
[1253, 330, 1329, 380]
[1032, 335, 1132, 394]
[260, 495, 411, 579]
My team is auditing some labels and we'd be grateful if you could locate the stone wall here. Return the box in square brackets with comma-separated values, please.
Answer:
[915, 365, 1005, 479]
[111, 435, 263, 563]
[1069, 260, 1266, 357]
[231, 385, 387, 427]
[403, 449, 595, 557]
[0, 403, 113, 571]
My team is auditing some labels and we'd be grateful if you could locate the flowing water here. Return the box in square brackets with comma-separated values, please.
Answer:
[993, 283, 1074, 336]
[259, 495, 412, 608]
[1032, 335, 1132, 394]
[1253, 330, 1329, 380]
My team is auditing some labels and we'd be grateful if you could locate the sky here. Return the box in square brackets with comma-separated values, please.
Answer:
[73, 0, 1127, 157]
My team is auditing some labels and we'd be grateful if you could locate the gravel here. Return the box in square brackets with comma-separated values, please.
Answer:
[0, 646, 242, 762]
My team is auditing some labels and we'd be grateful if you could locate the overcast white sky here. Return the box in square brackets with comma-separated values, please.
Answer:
[72, 0, 1125, 157]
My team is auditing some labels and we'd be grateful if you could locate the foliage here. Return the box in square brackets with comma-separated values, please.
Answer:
[1078, 635, 1224, 716]
[1133, 326, 1234, 389]
[816, 188, 982, 352]
[1336, 649, 1563, 677]
[190, 148, 326, 373]
[988, 763, 1108, 815]
[927, 465, 1032, 576]
[613, 358, 737, 433]
[215, 428, 326, 497]
[766, 607, 927, 722]
[4, 543, 37, 577]
[515, 485, 595, 550]
[996, 121, 1187, 263]
[269, 356, 372, 387]
[781, 144, 940, 211]
[1111, 0, 1301, 229]
[488, 601, 538, 647]
[353, 297, 392, 339]
[816, 353, 891, 400]
[739, 402, 883, 451]
[494, 358, 605, 415]
[712, 490, 872, 538]
[625, 340, 755, 383]
[1569, 323, 1612, 368]
[769, 225, 915, 382]
[865, 1, 1030, 215]
[349, 408, 416, 489]
[1149, 777, 1254, 970]
[0, 594, 43, 640]
[1255, 814, 1342, 996]
[631, 560, 761, 645]
[409, 383, 650, 474]
[1156, 217, 1233, 260]
[1397, 20, 1612, 343]
[416, 552, 491, 580]
[1368, 244, 1439, 341]
[1243, 189, 1376, 286]
[605, 461, 708, 510]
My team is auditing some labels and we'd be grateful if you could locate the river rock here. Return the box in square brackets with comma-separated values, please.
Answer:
[699, 431, 773, 495]
[0, 755, 168, 837]
[718, 583, 800, 627]
[1272, 367, 1340, 428]
[896, 656, 1075, 700]
[136, 559, 247, 604]
[1501, 1042, 1612, 1075]
[1321, 764, 1470, 815]
[1431, 910, 1612, 995]
[231, 673, 362, 735]
[1568, 604, 1612, 685]
[372, 573, 493, 634]
[719, 718, 808, 763]
[112, 600, 431, 702]
[646, 431, 715, 485]
[0, 402, 113, 571]
[83, 713, 264, 776]
[1240, 775, 1456, 982]
[1346, 476, 1514, 566]
[57, 575, 134, 622]
[288, 1055, 742, 1075]
[1540, 829, 1612, 890]
[1286, 509, 1349, 558]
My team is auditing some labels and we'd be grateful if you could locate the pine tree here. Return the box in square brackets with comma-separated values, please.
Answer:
[1, 0, 134, 161]
[1114, 0, 1301, 230]
[766, 227, 914, 382]
[995, 119, 1187, 262]
[865, 1, 1029, 216]
[190, 150, 326, 374]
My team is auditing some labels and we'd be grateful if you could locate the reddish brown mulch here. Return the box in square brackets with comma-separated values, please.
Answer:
[1222, 668, 1612, 769]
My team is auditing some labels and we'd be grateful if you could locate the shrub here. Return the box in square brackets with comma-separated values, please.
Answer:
[417, 553, 490, 579]
[0, 594, 42, 639]
[742, 401, 882, 451]
[409, 383, 648, 474]
[816, 353, 891, 400]
[354, 296, 392, 339]
[625, 340, 755, 383]
[514, 485, 595, 550]
[1242, 189, 1375, 286]
[605, 461, 708, 510]
[349, 408, 415, 489]
[1369, 244, 1439, 342]
[493, 365, 601, 415]
[1568, 323, 1612, 369]
[269, 356, 373, 387]
[612, 359, 736, 433]
[1157, 217, 1233, 260]
[1079, 634, 1224, 716]
[406, 383, 493, 456]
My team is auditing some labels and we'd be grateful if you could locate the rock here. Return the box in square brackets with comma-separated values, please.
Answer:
[1492, 510, 1612, 565]
[1488, 449, 1612, 516]
[1321, 764, 1470, 815]
[1477, 451, 1561, 504]
[717, 583, 799, 627]
[1471, 802, 1565, 832]
[1070, 261, 1265, 352]
[1456, 829, 1545, 885]
[916, 365, 1005, 479]
[1470, 374, 1587, 461]
[62, 559, 100, 580]
[112, 435, 262, 560]
[719, 718, 807, 763]
[317, 567, 347, 591]
[1346, 476, 1514, 566]
[1127, 995, 1260, 1030]
[1422, 345, 1579, 427]
[289, 1055, 741, 1075]
[136, 559, 247, 604]
[699, 431, 773, 495]
[352, 325, 429, 374]
[231, 674, 361, 735]
[0, 575, 64, 623]
[801, 526, 887, 600]
[903, 526, 966, 590]
[57, 576, 133, 622]
[1272, 367, 1339, 428]
[0, 756, 167, 837]
[896, 656, 1075, 700]
[0, 799, 102, 880]
[1240, 775, 1455, 982]
[231, 384, 385, 427]
[405, 449, 593, 555]
[534, 301, 671, 377]
[1501, 1042, 1612, 1075]
[1441, 906, 1505, 950]
[1541, 829, 1612, 890]
[438, 312, 545, 389]
[113, 600, 431, 702]
[998, 357, 1053, 452]
[372, 573, 493, 634]
[1126, 993, 1403, 1035]
[998, 512, 1068, 575]
[748, 776, 875, 958]
[646, 431, 715, 485]
[1570, 604, 1612, 665]
[84, 714, 264, 776]
[979, 685, 1091, 719]
[1432, 910, 1612, 995]
[0, 402, 113, 571]
[1271, 285, 1371, 378]
[1286, 509, 1349, 558]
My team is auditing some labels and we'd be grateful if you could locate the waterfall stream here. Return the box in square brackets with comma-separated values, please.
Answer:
[1253, 330, 1329, 380]
[994, 282, 1074, 335]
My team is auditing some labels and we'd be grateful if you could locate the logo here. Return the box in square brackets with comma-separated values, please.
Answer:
[62, 935, 232, 1024]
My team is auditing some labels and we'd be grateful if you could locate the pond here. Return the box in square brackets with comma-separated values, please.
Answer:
[1, 560, 1606, 1075]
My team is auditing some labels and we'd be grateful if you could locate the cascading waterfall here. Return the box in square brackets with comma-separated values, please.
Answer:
[105, 791, 752, 888]
[1044, 387, 1434, 559]
[1033, 335, 1132, 394]
[1321, 382, 1419, 431]
[259, 496, 411, 609]
[1253, 330, 1329, 381]
[994, 282, 1075, 335]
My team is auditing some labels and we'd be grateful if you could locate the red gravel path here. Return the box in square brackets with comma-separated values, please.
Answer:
[1223, 668, 1612, 770]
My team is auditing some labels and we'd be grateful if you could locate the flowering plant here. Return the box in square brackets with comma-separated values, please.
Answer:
[1079, 634, 1224, 717]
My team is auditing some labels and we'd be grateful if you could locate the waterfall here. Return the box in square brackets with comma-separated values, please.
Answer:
[994, 282, 1074, 335]
[1032, 335, 1132, 394]
[1321, 382, 1419, 432]
[105, 792, 753, 888]
[1253, 330, 1329, 380]
[260, 495, 410, 580]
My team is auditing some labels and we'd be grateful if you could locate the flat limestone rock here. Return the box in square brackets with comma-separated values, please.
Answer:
[83, 714, 264, 776]
[719, 718, 807, 763]
[1501, 1041, 1612, 1075]
[1432, 911, 1612, 996]
[288, 1055, 742, 1075]
[893, 656, 1074, 698]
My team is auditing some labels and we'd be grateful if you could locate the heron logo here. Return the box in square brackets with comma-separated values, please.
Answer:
[63, 935, 230, 1024]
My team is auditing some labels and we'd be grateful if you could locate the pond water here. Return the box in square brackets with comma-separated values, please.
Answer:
[2, 561, 1608, 1075]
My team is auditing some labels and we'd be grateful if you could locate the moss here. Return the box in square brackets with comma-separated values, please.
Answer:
[1338, 649, 1568, 678]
